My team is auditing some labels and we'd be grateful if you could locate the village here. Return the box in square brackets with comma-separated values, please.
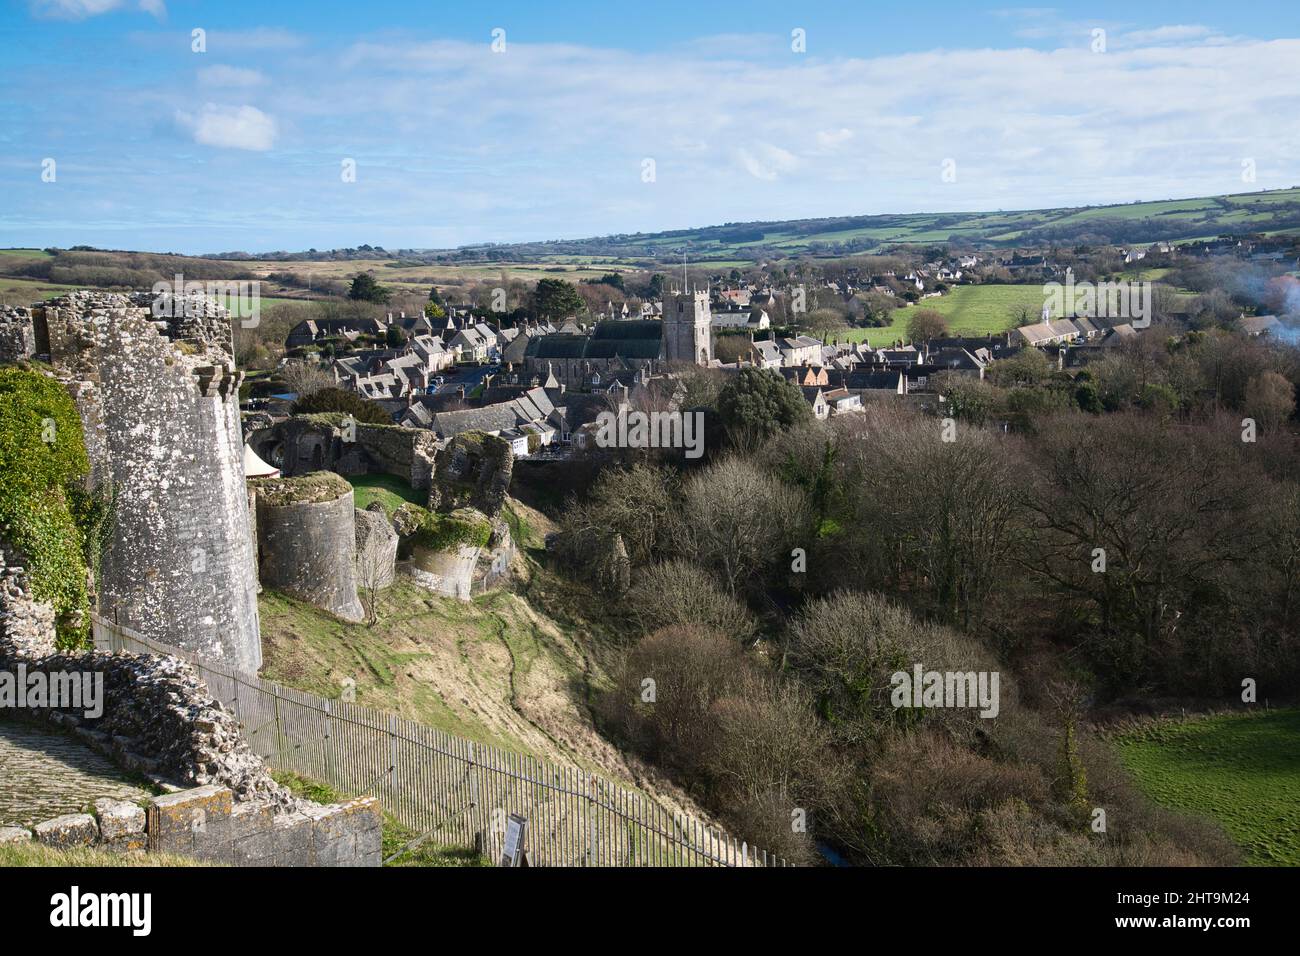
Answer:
[247, 232, 1299, 457]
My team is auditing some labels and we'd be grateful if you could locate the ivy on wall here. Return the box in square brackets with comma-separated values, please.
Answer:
[0, 366, 94, 648]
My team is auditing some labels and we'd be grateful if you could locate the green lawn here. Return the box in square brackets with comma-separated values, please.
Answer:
[838, 283, 1044, 346]
[1114, 709, 1300, 866]
[347, 473, 424, 514]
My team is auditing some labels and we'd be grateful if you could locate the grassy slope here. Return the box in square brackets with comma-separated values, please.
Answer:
[1114, 709, 1300, 866]
[348, 473, 425, 514]
[257, 498, 713, 826]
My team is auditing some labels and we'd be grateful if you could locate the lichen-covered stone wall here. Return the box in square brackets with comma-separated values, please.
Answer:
[31, 292, 261, 671]
[0, 307, 36, 363]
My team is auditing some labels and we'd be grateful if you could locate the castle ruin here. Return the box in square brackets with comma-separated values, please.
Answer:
[6, 292, 262, 671]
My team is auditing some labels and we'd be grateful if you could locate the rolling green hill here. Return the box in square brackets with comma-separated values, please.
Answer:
[451, 187, 1300, 262]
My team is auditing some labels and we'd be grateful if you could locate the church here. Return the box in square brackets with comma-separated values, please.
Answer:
[521, 289, 713, 388]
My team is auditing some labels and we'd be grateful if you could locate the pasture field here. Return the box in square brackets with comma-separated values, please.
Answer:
[1113, 709, 1300, 866]
[0, 276, 80, 306]
[839, 283, 1044, 345]
[229, 256, 648, 295]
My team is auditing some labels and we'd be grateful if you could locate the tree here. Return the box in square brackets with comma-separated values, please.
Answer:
[279, 361, 334, 399]
[348, 273, 390, 304]
[716, 367, 811, 444]
[668, 458, 807, 597]
[563, 462, 678, 565]
[906, 308, 948, 343]
[803, 308, 849, 338]
[530, 278, 585, 320]
[1245, 370, 1296, 434]
[294, 387, 392, 424]
[424, 301, 446, 320]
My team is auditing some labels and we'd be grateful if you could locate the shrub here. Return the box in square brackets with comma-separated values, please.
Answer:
[293, 387, 392, 424]
[626, 559, 758, 642]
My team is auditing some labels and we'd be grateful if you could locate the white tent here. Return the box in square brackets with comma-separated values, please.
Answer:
[243, 443, 280, 479]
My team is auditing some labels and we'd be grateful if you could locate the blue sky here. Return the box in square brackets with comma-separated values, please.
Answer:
[1, 0, 1298, 253]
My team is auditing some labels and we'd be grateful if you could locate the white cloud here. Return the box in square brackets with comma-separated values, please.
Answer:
[816, 128, 855, 150]
[198, 65, 265, 88]
[31, 0, 165, 18]
[175, 104, 277, 151]
[735, 144, 799, 181]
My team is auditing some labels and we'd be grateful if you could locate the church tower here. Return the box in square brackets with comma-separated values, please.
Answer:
[662, 288, 712, 365]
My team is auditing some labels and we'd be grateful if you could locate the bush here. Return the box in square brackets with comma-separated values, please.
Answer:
[293, 387, 393, 424]
[626, 560, 758, 642]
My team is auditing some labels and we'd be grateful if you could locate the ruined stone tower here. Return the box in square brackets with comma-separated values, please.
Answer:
[32, 291, 262, 671]
[662, 289, 712, 365]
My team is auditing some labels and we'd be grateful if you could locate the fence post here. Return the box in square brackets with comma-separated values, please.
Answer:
[586, 774, 595, 867]
[272, 685, 282, 765]
[323, 698, 333, 788]
[388, 714, 399, 804]
[470, 742, 481, 851]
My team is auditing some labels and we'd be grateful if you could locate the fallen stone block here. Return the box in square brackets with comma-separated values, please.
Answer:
[0, 826, 32, 844]
[33, 813, 98, 849]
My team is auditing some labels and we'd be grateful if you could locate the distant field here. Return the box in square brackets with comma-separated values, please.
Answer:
[233, 257, 647, 293]
[839, 283, 1043, 346]
[0, 248, 51, 260]
[1114, 709, 1300, 866]
[0, 276, 79, 306]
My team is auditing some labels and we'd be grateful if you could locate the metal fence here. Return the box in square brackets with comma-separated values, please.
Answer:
[90, 613, 786, 867]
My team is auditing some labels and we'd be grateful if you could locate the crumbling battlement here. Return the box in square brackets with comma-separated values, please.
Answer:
[22, 291, 261, 672]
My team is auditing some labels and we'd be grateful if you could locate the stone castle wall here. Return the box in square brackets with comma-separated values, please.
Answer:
[32, 292, 262, 672]
[253, 475, 366, 622]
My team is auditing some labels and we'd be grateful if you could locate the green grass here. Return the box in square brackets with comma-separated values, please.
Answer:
[0, 842, 213, 866]
[348, 473, 424, 515]
[837, 283, 1045, 345]
[0, 276, 80, 306]
[0, 248, 51, 259]
[1114, 709, 1300, 866]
